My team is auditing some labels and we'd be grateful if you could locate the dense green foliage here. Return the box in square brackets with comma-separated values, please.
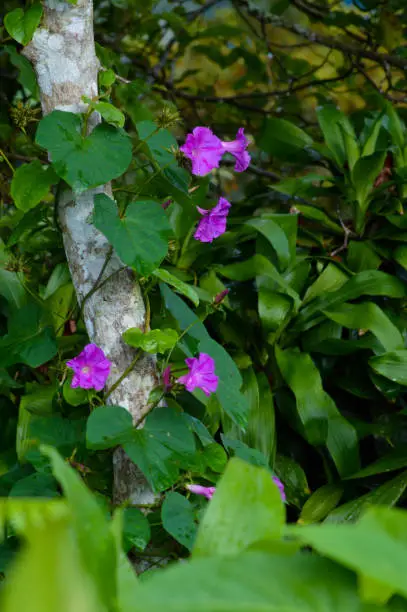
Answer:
[2, 0, 407, 608]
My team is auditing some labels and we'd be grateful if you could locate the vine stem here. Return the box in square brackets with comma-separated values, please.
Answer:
[0, 148, 15, 173]
[104, 351, 142, 400]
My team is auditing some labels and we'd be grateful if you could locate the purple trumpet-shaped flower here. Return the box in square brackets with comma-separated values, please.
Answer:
[180, 127, 223, 176]
[66, 343, 111, 391]
[180, 126, 250, 176]
[194, 197, 231, 243]
[186, 474, 286, 503]
[272, 476, 286, 502]
[186, 484, 216, 500]
[178, 353, 219, 397]
[221, 127, 251, 172]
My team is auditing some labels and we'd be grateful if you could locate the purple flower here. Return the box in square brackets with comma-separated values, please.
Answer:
[178, 353, 219, 397]
[194, 197, 231, 243]
[66, 343, 111, 391]
[272, 476, 286, 502]
[221, 128, 251, 172]
[162, 198, 172, 210]
[186, 484, 216, 500]
[162, 365, 172, 391]
[180, 127, 223, 176]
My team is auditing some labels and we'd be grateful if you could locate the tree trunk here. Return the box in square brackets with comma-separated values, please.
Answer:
[24, 0, 157, 505]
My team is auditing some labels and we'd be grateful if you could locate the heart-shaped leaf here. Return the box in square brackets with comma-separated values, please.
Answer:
[4, 4, 42, 45]
[93, 193, 172, 275]
[35, 111, 132, 193]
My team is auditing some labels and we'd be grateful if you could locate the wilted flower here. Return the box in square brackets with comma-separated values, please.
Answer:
[156, 105, 181, 129]
[220, 127, 251, 172]
[162, 365, 172, 391]
[214, 288, 230, 305]
[178, 353, 218, 396]
[180, 127, 223, 176]
[180, 126, 251, 176]
[186, 484, 216, 500]
[194, 197, 231, 243]
[67, 343, 111, 391]
[162, 198, 172, 210]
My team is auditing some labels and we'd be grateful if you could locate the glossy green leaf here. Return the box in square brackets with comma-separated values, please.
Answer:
[347, 241, 381, 272]
[94, 101, 125, 128]
[295, 204, 343, 235]
[93, 194, 171, 275]
[276, 347, 359, 476]
[317, 105, 358, 168]
[347, 449, 407, 479]
[10, 161, 57, 212]
[299, 484, 344, 525]
[351, 151, 386, 216]
[63, 377, 88, 407]
[0, 269, 26, 310]
[259, 117, 313, 162]
[4, 4, 42, 45]
[325, 470, 407, 524]
[245, 217, 291, 271]
[193, 458, 284, 557]
[153, 268, 199, 306]
[323, 302, 404, 352]
[123, 327, 178, 353]
[162, 492, 197, 550]
[370, 351, 407, 386]
[36, 111, 132, 193]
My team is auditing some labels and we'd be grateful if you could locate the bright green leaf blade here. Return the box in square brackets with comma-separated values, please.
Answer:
[93, 194, 171, 275]
[276, 347, 359, 476]
[40, 445, 118, 609]
[123, 327, 178, 353]
[131, 551, 368, 612]
[122, 507, 151, 552]
[245, 217, 291, 271]
[4, 4, 42, 45]
[323, 302, 404, 352]
[259, 117, 313, 162]
[0, 269, 26, 310]
[193, 458, 284, 557]
[153, 267, 199, 306]
[370, 351, 407, 386]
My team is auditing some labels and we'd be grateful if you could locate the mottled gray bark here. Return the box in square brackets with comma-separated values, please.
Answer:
[24, 0, 157, 505]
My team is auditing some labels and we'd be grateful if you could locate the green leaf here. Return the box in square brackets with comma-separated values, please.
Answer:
[123, 327, 178, 353]
[35, 111, 132, 193]
[136, 121, 177, 169]
[347, 449, 407, 479]
[94, 101, 125, 128]
[245, 217, 291, 271]
[193, 458, 284, 557]
[325, 470, 407, 524]
[162, 492, 197, 550]
[295, 204, 344, 235]
[351, 151, 386, 216]
[63, 377, 88, 407]
[323, 302, 404, 352]
[5, 46, 38, 97]
[276, 347, 359, 476]
[10, 161, 58, 212]
[131, 551, 367, 612]
[0, 303, 57, 368]
[160, 284, 249, 427]
[317, 105, 359, 168]
[291, 505, 407, 601]
[123, 407, 196, 492]
[259, 117, 313, 162]
[93, 194, 171, 275]
[0, 268, 26, 310]
[295, 270, 407, 332]
[41, 445, 117, 609]
[9, 472, 58, 498]
[303, 263, 349, 303]
[153, 268, 199, 306]
[86, 405, 133, 450]
[122, 507, 151, 552]
[299, 484, 344, 525]
[370, 351, 407, 386]
[347, 241, 381, 272]
[4, 4, 42, 45]
[42, 263, 71, 300]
